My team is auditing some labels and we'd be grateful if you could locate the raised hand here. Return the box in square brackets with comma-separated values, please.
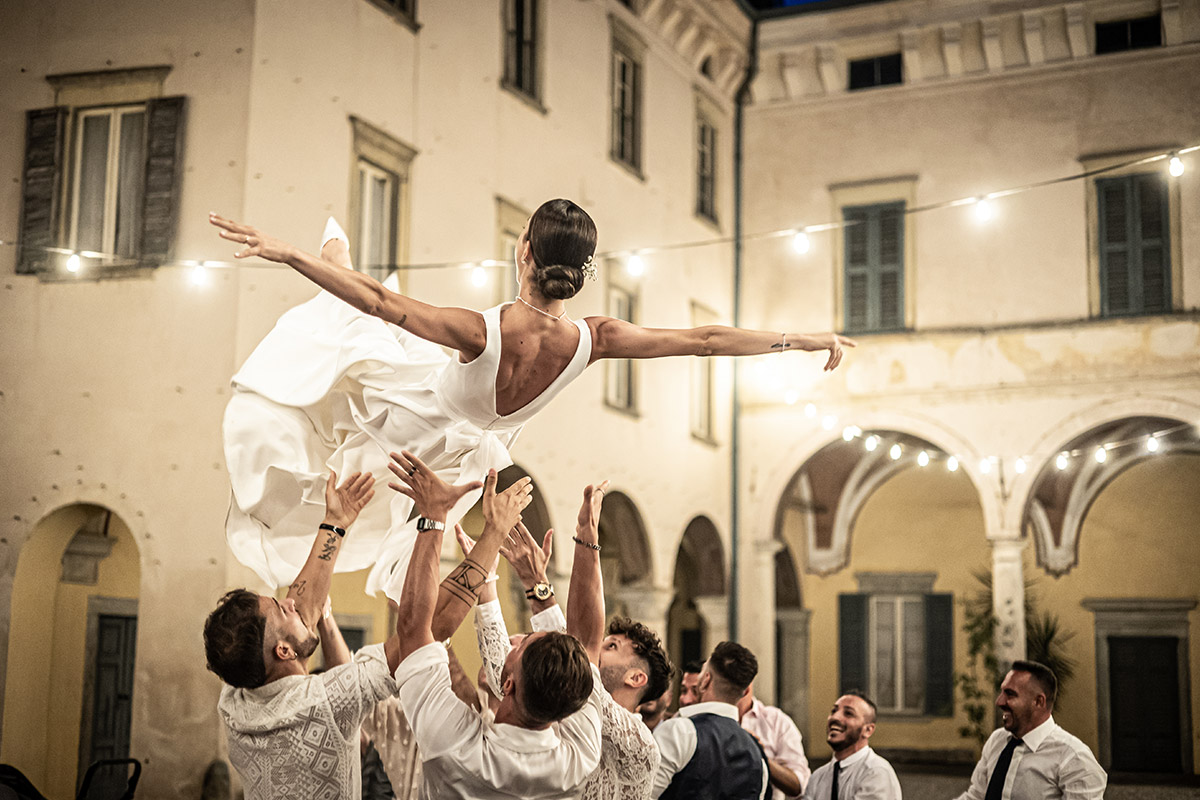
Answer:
[482, 470, 533, 534]
[209, 212, 296, 263]
[455, 524, 500, 573]
[388, 450, 482, 520]
[575, 480, 609, 540]
[809, 332, 857, 372]
[323, 470, 375, 529]
[499, 521, 553, 587]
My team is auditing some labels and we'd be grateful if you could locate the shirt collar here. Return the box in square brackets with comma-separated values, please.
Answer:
[679, 701, 741, 721]
[835, 745, 873, 768]
[1019, 715, 1058, 753]
[742, 698, 766, 720]
[489, 720, 562, 753]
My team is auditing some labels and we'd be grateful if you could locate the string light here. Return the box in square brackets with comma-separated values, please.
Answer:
[917, 450, 930, 467]
[1146, 436, 1159, 452]
[784, 390, 799, 406]
[190, 263, 208, 286]
[1056, 453, 1069, 470]
[979, 458, 992, 475]
[973, 197, 994, 222]
[864, 435, 880, 452]
[1169, 155, 1185, 177]
[791, 231, 811, 254]
[626, 254, 645, 277]
[66, 253, 81, 273]
[842, 425, 861, 441]
[821, 414, 837, 430]
[1014, 457, 1026, 474]
[804, 403, 817, 419]
[947, 456, 959, 472]
[889, 443, 902, 460]
[1094, 446, 1108, 463]
[471, 267, 487, 287]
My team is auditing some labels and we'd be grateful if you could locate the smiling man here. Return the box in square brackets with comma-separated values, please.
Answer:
[955, 660, 1106, 800]
[802, 691, 901, 800]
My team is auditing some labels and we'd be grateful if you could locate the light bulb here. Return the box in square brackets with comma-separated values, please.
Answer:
[1014, 458, 1026, 474]
[917, 450, 930, 467]
[784, 390, 799, 406]
[626, 254, 644, 277]
[804, 403, 817, 419]
[1146, 436, 1159, 453]
[66, 253, 81, 273]
[974, 197, 994, 222]
[865, 435, 879, 452]
[889, 443, 902, 460]
[1169, 156, 1185, 177]
[947, 456, 959, 472]
[980, 458, 992, 475]
[791, 231, 811, 254]
[821, 415, 837, 431]
[842, 425, 861, 442]
[1094, 446, 1107, 464]
[1055, 453, 1069, 471]
[190, 264, 208, 286]
[471, 267, 487, 287]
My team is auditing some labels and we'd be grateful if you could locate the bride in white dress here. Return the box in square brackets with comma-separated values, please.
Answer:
[210, 200, 854, 598]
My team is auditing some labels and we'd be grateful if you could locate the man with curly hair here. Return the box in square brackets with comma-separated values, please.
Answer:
[470, 481, 673, 800]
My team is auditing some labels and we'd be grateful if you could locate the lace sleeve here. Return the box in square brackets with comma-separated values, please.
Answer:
[474, 599, 512, 698]
[599, 689, 660, 799]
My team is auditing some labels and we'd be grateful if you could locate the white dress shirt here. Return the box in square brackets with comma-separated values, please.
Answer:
[743, 698, 812, 798]
[652, 701, 769, 799]
[802, 746, 901, 800]
[219, 643, 398, 800]
[474, 600, 660, 800]
[955, 717, 1107, 800]
[394, 640, 603, 799]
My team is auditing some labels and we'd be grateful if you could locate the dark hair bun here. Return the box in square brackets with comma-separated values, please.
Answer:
[527, 199, 597, 301]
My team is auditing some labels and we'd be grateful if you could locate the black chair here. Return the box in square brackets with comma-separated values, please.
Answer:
[75, 759, 141, 800]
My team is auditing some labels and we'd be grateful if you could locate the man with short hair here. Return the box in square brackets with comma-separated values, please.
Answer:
[678, 660, 704, 707]
[739, 682, 811, 799]
[389, 453, 603, 799]
[803, 691, 901, 800]
[472, 482, 673, 800]
[955, 660, 1106, 800]
[652, 642, 769, 800]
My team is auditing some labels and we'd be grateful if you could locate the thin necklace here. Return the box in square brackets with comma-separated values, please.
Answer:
[515, 294, 567, 321]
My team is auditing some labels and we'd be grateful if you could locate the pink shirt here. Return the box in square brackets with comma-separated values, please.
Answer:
[741, 699, 811, 799]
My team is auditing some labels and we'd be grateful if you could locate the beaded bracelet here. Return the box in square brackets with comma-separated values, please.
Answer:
[572, 536, 601, 551]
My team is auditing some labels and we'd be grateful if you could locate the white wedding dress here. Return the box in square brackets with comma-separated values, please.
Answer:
[223, 275, 592, 599]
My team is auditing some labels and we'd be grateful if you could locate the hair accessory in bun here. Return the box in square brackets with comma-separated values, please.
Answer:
[580, 254, 597, 281]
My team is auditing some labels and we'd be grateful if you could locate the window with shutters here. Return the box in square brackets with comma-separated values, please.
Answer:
[695, 105, 718, 225]
[1096, 173, 1171, 317]
[18, 71, 185, 276]
[840, 588, 954, 717]
[690, 301, 718, 444]
[605, 283, 639, 415]
[610, 20, 646, 177]
[349, 116, 415, 286]
[1083, 152, 1180, 318]
[842, 201, 906, 333]
[502, 0, 541, 105]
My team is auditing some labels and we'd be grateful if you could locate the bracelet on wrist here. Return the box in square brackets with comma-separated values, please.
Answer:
[319, 523, 346, 538]
[483, 573, 499, 585]
[572, 535, 601, 551]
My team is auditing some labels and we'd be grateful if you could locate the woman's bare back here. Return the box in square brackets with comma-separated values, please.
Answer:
[491, 305, 583, 417]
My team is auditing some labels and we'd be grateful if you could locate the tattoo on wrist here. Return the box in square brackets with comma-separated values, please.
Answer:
[289, 579, 307, 596]
[397, 314, 407, 327]
[317, 532, 339, 561]
[444, 558, 491, 605]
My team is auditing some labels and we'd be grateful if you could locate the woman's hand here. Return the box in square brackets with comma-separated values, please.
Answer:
[387, 450, 482, 521]
[804, 332, 857, 371]
[209, 212, 297, 263]
[323, 470, 375, 530]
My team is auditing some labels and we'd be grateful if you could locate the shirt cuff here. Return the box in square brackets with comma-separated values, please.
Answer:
[475, 597, 504, 627]
[530, 604, 566, 632]
[393, 641, 449, 684]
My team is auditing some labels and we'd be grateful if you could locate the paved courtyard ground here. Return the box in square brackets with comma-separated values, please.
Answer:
[895, 766, 1200, 799]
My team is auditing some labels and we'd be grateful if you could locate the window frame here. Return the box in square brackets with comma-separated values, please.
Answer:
[494, 196, 529, 306]
[690, 301, 719, 445]
[1094, 12, 1162, 55]
[829, 177, 918, 334]
[694, 95, 719, 226]
[1081, 150, 1183, 318]
[67, 103, 147, 261]
[604, 278, 640, 417]
[847, 52, 903, 91]
[355, 159, 398, 281]
[868, 593, 926, 715]
[501, 0, 544, 109]
[609, 17, 647, 179]
[349, 115, 416, 290]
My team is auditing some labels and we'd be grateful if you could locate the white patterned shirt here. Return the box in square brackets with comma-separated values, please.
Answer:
[475, 600, 660, 800]
[219, 643, 398, 800]
[955, 717, 1106, 800]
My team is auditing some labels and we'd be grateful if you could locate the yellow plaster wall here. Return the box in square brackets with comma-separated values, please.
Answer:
[798, 467, 990, 757]
[3, 505, 140, 797]
[1035, 453, 1200, 766]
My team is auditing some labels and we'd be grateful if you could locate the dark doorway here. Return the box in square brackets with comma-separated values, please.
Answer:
[1109, 636, 1181, 772]
[82, 614, 137, 795]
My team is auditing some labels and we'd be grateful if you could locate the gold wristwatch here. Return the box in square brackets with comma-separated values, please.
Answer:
[524, 581, 554, 601]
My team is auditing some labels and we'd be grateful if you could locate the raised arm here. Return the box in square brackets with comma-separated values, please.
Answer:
[499, 522, 558, 616]
[567, 481, 609, 664]
[287, 470, 374, 630]
[316, 597, 352, 669]
[586, 316, 856, 371]
[209, 213, 486, 357]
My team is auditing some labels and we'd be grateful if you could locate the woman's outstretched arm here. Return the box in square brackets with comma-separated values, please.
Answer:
[585, 316, 856, 371]
[210, 213, 487, 357]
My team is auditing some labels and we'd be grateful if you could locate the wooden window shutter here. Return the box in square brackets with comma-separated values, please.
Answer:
[18, 107, 68, 274]
[1098, 177, 1132, 315]
[838, 593, 869, 694]
[139, 95, 186, 264]
[844, 209, 870, 331]
[1098, 173, 1170, 316]
[1135, 173, 1169, 312]
[878, 205, 904, 330]
[923, 593, 954, 716]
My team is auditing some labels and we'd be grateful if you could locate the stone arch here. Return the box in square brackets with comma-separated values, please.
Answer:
[773, 542, 810, 737]
[669, 516, 727, 670]
[1022, 414, 1199, 575]
[1, 502, 142, 797]
[597, 490, 653, 588]
[678, 516, 725, 597]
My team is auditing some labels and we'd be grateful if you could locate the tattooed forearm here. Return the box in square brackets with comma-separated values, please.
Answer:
[317, 532, 339, 561]
[289, 579, 308, 596]
[442, 558, 490, 605]
[396, 314, 407, 327]
[770, 342, 793, 350]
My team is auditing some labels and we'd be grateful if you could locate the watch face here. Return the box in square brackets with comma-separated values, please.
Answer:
[533, 583, 552, 600]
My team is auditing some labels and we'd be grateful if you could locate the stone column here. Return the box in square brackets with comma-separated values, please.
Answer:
[613, 585, 676, 644]
[693, 595, 729, 653]
[775, 607, 812, 744]
[740, 539, 783, 703]
[991, 538, 1027, 670]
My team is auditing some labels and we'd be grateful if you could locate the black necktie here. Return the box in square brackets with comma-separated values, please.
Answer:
[830, 760, 841, 800]
[984, 737, 1023, 800]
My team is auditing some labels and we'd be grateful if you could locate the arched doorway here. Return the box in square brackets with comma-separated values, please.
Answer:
[774, 543, 809, 736]
[668, 516, 725, 672]
[596, 490, 653, 618]
[2, 503, 141, 798]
